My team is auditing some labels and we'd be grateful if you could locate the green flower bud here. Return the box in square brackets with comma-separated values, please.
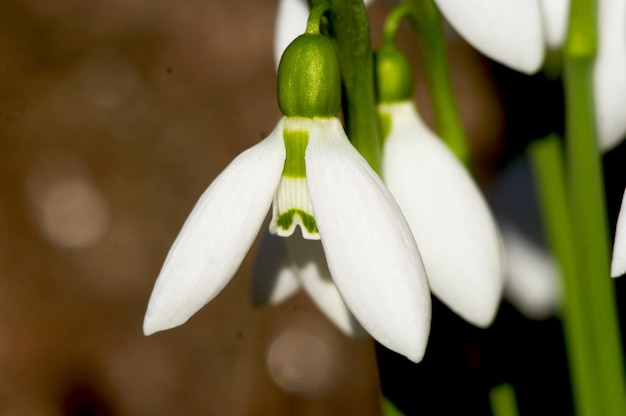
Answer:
[374, 45, 414, 103]
[277, 34, 341, 118]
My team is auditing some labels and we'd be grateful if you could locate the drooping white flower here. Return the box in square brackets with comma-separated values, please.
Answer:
[144, 116, 432, 362]
[434, 0, 626, 149]
[434, 0, 548, 74]
[434, 0, 571, 73]
[379, 101, 504, 327]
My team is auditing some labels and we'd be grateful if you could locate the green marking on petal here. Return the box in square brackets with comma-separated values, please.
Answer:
[283, 128, 309, 178]
[270, 172, 319, 240]
[277, 208, 319, 235]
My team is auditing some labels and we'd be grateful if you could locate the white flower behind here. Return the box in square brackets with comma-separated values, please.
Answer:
[273, 0, 375, 69]
[488, 158, 562, 318]
[611, 189, 626, 278]
[594, 0, 626, 151]
[274, 0, 310, 69]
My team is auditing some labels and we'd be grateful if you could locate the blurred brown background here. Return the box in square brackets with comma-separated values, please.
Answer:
[0, 1, 505, 415]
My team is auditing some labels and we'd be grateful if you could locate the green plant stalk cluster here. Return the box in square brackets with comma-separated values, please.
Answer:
[489, 383, 520, 416]
[563, 57, 626, 416]
[288, 0, 625, 414]
[564, 0, 626, 413]
[529, 136, 599, 416]
[530, 0, 626, 414]
[308, 0, 382, 173]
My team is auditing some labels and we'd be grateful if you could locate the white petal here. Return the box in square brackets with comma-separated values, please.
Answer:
[434, 0, 544, 74]
[502, 224, 562, 318]
[274, 0, 309, 70]
[305, 118, 431, 362]
[285, 235, 367, 338]
[143, 120, 286, 335]
[611, 188, 626, 277]
[381, 102, 503, 327]
[538, 0, 570, 49]
[595, 0, 626, 151]
[252, 229, 301, 305]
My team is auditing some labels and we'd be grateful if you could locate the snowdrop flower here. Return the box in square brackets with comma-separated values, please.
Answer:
[488, 158, 562, 319]
[434, 0, 626, 149]
[375, 46, 504, 327]
[144, 32, 431, 362]
[273, 0, 374, 68]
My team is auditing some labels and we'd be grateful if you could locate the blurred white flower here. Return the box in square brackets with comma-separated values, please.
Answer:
[611, 189, 626, 277]
[594, 0, 626, 151]
[489, 158, 562, 319]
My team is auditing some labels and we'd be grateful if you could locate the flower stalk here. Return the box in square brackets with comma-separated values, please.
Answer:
[562, 0, 626, 412]
[309, 0, 382, 173]
[527, 0, 626, 414]
[405, 0, 469, 165]
[528, 135, 599, 416]
[489, 383, 519, 416]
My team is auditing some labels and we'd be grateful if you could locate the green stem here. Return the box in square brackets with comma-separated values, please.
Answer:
[382, 397, 405, 416]
[310, 0, 381, 173]
[563, 56, 626, 416]
[489, 383, 519, 416]
[528, 135, 599, 416]
[306, 1, 331, 34]
[405, 0, 469, 165]
[381, 4, 412, 47]
[563, 0, 626, 413]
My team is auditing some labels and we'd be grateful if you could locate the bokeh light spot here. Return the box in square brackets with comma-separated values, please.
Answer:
[267, 329, 334, 396]
[27, 153, 111, 249]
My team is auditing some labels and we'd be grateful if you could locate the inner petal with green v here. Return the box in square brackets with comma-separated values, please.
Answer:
[270, 119, 320, 240]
